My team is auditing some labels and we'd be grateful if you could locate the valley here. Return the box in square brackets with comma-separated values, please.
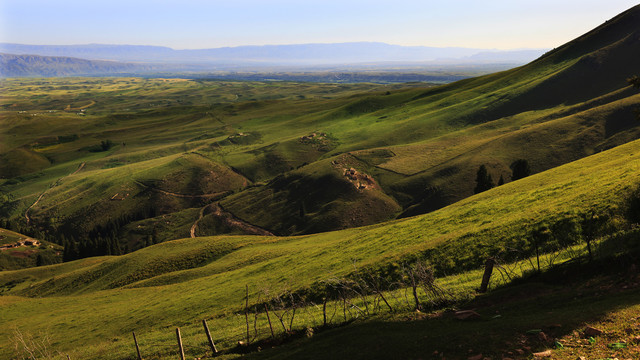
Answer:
[1, 4, 640, 360]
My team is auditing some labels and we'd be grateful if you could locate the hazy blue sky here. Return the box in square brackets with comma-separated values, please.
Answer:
[1, 0, 638, 49]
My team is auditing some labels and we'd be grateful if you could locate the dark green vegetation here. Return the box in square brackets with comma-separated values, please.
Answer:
[1, 5, 640, 359]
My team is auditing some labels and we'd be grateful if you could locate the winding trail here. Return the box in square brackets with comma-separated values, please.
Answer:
[190, 204, 211, 238]
[134, 181, 227, 199]
[25, 162, 85, 225]
[64, 100, 96, 111]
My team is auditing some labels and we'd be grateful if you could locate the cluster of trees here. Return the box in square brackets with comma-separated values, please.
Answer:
[62, 236, 122, 261]
[474, 159, 531, 194]
[0, 218, 47, 241]
[1, 204, 162, 263]
[61, 207, 160, 261]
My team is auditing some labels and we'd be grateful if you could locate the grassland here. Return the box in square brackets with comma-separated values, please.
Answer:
[2, 5, 640, 247]
[1, 134, 639, 359]
[1, 6, 640, 358]
[2, 56, 639, 248]
[4, 5, 640, 247]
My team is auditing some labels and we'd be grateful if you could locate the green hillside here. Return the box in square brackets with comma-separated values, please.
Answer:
[1, 131, 639, 359]
[2, 7, 639, 254]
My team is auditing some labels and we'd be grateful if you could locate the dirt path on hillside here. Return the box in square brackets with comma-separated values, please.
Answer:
[190, 202, 274, 238]
[134, 180, 271, 237]
[64, 100, 96, 111]
[190, 203, 210, 238]
[134, 181, 227, 199]
[25, 162, 85, 225]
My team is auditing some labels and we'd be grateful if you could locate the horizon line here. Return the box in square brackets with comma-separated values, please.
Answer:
[0, 41, 550, 52]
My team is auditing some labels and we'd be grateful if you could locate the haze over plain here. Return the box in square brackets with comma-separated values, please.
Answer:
[1, 0, 639, 50]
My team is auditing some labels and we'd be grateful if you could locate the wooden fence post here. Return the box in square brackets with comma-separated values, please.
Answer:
[176, 327, 185, 360]
[202, 319, 218, 354]
[264, 303, 275, 338]
[479, 258, 495, 293]
[132, 331, 142, 360]
[244, 285, 250, 344]
[322, 298, 327, 327]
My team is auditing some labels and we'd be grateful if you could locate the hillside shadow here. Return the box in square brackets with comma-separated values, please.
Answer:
[244, 251, 640, 360]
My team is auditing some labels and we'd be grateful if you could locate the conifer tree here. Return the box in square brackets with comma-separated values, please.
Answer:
[474, 165, 494, 194]
[510, 159, 531, 181]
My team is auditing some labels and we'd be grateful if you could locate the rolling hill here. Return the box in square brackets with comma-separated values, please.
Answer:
[0, 5, 639, 253]
[1, 122, 639, 359]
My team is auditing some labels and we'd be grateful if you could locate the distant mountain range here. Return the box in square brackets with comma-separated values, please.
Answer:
[0, 42, 546, 66]
[0, 53, 162, 77]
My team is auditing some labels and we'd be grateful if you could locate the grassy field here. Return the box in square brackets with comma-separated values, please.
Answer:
[3, 9, 639, 248]
[2, 5, 640, 246]
[1, 134, 639, 359]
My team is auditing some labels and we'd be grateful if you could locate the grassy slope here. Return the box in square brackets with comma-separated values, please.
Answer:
[211, 6, 640, 230]
[1, 135, 639, 358]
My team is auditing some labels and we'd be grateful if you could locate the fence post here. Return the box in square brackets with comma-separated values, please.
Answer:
[264, 303, 275, 338]
[176, 327, 185, 360]
[479, 258, 495, 293]
[244, 284, 250, 344]
[132, 331, 142, 360]
[202, 319, 218, 354]
[322, 298, 327, 327]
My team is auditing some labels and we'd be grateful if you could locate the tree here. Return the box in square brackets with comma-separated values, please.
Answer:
[36, 254, 45, 267]
[498, 174, 505, 186]
[510, 159, 531, 181]
[581, 210, 608, 262]
[474, 165, 494, 194]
